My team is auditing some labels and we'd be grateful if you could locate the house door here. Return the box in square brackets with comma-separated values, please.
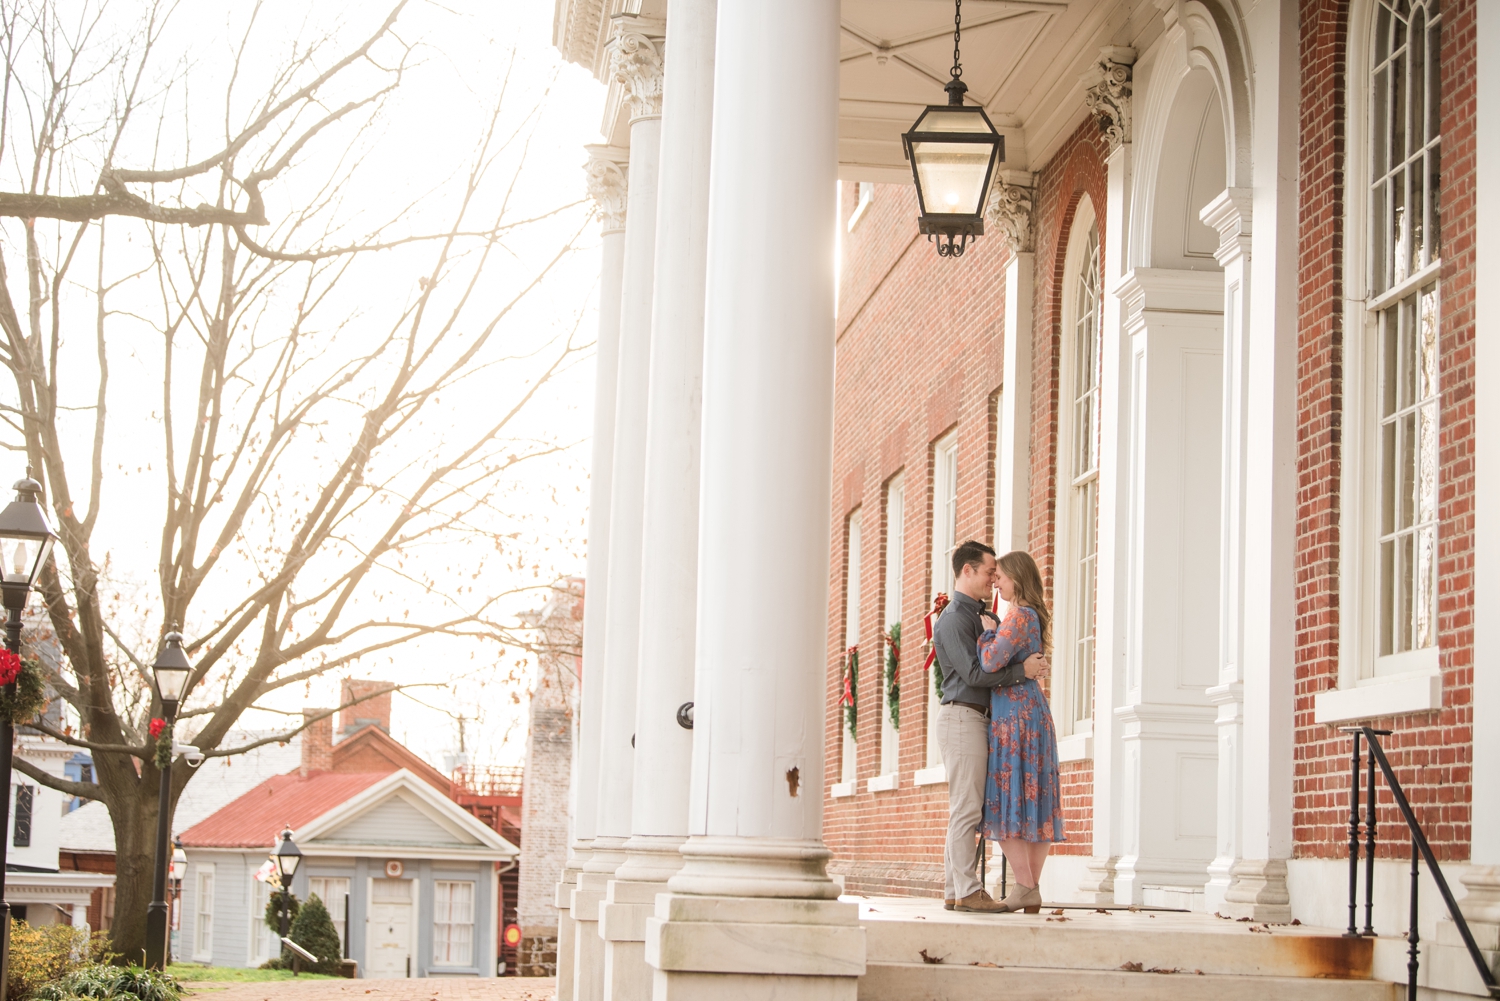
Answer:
[365, 878, 413, 977]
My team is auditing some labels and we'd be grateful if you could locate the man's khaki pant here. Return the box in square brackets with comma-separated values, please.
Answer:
[938, 702, 989, 900]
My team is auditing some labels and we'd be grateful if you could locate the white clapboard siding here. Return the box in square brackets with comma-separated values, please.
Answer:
[318, 791, 479, 847]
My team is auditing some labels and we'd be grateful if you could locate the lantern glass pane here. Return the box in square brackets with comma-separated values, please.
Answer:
[279, 851, 301, 877]
[912, 107, 996, 134]
[156, 666, 190, 703]
[912, 142, 991, 215]
[0, 534, 52, 588]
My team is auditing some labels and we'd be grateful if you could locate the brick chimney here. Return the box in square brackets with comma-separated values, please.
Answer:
[339, 679, 394, 738]
[301, 709, 334, 777]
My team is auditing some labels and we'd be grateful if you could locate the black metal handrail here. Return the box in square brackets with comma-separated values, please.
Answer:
[1344, 725, 1499, 999]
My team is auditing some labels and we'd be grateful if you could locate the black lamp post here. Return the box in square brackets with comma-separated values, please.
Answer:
[0, 470, 57, 1000]
[902, 0, 1005, 257]
[145, 629, 192, 970]
[273, 827, 303, 947]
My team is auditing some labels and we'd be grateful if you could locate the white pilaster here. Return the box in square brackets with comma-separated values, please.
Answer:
[592, 25, 665, 1001]
[1082, 139, 1133, 904]
[605, 0, 716, 996]
[646, 0, 865, 996]
[565, 144, 629, 1001]
[995, 248, 1033, 555]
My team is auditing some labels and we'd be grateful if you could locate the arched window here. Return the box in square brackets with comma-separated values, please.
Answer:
[1370, 0, 1441, 667]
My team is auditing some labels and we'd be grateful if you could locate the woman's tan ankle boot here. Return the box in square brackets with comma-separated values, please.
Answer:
[999, 883, 1036, 913]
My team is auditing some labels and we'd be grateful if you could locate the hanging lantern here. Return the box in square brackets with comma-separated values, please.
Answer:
[902, 0, 1005, 258]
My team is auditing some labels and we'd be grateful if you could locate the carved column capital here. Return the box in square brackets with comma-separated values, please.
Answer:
[1084, 54, 1134, 152]
[610, 31, 665, 121]
[585, 154, 628, 234]
[985, 177, 1035, 255]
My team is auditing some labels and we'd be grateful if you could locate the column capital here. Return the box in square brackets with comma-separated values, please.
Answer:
[985, 173, 1036, 255]
[584, 147, 629, 234]
[1200, 187, 1254, 267]
[1084, 48, 1135, 152]
[610, 30, 665, 121]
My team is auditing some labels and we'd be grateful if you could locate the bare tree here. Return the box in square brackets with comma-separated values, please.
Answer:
[0, 0, 592, 959]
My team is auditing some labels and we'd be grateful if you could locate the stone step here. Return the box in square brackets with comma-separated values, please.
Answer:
[860, 961, 1400, 1001]
[855, 898, 1375, 980]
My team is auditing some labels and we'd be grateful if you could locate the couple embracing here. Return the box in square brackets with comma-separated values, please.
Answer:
[935, 540, 1064, 914]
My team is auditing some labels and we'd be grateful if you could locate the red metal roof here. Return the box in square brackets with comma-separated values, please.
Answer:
[179, 771, 388, 849]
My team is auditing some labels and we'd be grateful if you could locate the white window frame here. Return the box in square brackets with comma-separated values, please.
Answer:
[833, 509, 862, 796]
[872, 474, 904, 788]
[1321, 0, 1444, 724]
[848, 181, 874, 231]
[193, 864, 215, 962]
[249, 875, 278, 966]
[925, 431, 959, 770]
[309, 876, 351, 955]
[1051, 198, 1101, 755]
[433, 880, 476, 968]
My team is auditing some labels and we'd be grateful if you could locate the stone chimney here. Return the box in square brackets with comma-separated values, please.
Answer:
[301, 709, 334, 777]
[339, 679, 394, 738]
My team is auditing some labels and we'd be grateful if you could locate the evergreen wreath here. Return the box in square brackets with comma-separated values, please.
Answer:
[150, 717, 172, 770]
[0, 651, 48, 725]
[840, 644, 858, 741]
[884, 623, 901, 729]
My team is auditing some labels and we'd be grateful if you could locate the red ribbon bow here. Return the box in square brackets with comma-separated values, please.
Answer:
[922, 593, 950, 672]
[840, 645, 858, 707]
[149, 717, 167, 739]
[0, 649, 20, 686]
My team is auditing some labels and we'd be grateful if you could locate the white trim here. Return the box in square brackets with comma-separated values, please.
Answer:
[847, 181, 873, 232]
[841, 509, 862, 787]
[1314, 670, 1442, 724]
[1057, 728, 1094, 764]
[880, 474, 904, 778]
[295, 769, 518, 856]
[865, 773, 899, 794]
[193, 863, 216, 963]
[927, 432, 959, 769]
[829, 781, 855, 799]
[912, 763, 947, 787]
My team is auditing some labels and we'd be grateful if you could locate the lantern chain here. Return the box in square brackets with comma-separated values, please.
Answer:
[951, 0, 963, 80]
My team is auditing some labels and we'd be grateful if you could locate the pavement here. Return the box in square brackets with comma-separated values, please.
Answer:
[181, 978, 556, 1001]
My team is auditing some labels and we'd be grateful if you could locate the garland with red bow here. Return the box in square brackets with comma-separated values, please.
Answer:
[883, 623, 901, 729]
[923, 593, 950, 700]
[0, 650, 46, 724]
[150, 717, 173, 770]
[840, 644, 858, 741]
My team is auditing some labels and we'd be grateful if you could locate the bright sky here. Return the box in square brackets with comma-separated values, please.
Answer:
[1, 2, 609, 772]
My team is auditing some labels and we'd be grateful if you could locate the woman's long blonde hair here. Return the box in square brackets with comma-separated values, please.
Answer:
[998, 550, 1051, 654]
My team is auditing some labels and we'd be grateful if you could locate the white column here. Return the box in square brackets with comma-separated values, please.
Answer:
[588, 26, 665, 1001]
[995, 251, 1033, 555]
[564, 145, 629, 1001]
[604, 0, 715, 997]
[644, 0, 864, 997]
[1082, 138, 1133, 905]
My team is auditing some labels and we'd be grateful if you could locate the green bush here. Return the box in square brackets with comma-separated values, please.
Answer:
[32, 965, 180, 1001]
[7, 923, 110, 1000]
[286, 893, 342, 975]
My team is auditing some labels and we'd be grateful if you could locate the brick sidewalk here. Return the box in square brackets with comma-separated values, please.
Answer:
[180, 978, 555, 1001]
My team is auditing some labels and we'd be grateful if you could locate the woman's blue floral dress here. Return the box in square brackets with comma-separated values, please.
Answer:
[978, 605, 1065, 843]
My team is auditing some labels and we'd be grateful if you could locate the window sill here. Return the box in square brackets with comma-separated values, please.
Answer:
[830, 780, 856, 799]
[913, 764, 947, 787]
[1314, 671, 1442, 724]
[1057, 732, 1094, 763]
[866, 773, 899, 793]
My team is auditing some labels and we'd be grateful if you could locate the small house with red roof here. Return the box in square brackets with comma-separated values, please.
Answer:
[176, 687, 517, 978]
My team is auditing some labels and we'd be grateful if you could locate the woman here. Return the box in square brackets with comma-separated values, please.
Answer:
[977, 550, 1064, 913]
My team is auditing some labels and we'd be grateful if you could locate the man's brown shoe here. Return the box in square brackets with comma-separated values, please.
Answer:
[954, 889, 1005, 913]
[944, 899, 955, 911]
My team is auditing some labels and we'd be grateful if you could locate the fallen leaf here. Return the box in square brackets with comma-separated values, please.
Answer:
[919, 949, 945, 964]
[1148, 967, 1180, 974]
[1120, 961, 1144, 972]
[969, 961, 1000, 968]
[1095, 908, 1111, 914]
[1249, 925, 1272, 934]
[1291, 918, 1302, 926]
[1236, 916, 1252, 922]
[1046, 915, 1069, 922]
[1050, 908, 1065, 915]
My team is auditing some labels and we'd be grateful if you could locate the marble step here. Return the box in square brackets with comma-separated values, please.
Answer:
[860, 961, 1400, 1001]
[856, 900, 1375, 980]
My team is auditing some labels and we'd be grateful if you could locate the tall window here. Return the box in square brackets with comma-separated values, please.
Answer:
[880, 476, 904, 777]
[433, 880, 475, 967]
[1067, 224, 1101, 725]
[927, 432, 958, 767]
[12, 784, 32, 847]
[1370, 0, 1441, 670]
[251, 877, 278, 965]
[194, 867, 215, 961]
[310, 877, 351, 953]
[841, 510, 862, 786]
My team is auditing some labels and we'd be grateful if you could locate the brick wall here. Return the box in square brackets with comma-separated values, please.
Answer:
[825, 116, 1109, 893]
[1292, 0, 1477, 861]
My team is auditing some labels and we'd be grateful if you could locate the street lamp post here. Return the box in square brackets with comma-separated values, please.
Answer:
[0, 470, 57, 1001]
[272, 828, 303, 964]
[145, 630, 192, 970]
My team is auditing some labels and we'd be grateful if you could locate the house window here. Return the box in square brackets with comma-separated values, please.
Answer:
[194, 866, 215, 961]
[880, 475, 904, 777]
[1067, 221, 1101, 727]
[12, 784, 32, 847]
[433, 880, 475, 967]
[251, 877, 278, 965]
[927, 431, 958, 768]
[1371, 0, 1441, 670]
[840, 509, 862, 786]
[309, 877, 350, 953]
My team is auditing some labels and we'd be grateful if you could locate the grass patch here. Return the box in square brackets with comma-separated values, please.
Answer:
[165, 965, 337, 983]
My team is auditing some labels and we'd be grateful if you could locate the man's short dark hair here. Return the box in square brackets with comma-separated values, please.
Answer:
[952, 540, 996, 580]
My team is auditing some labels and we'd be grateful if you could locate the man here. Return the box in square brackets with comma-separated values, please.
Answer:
[934, 540, 1048, 913]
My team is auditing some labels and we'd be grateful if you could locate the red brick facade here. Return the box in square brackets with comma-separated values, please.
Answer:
[1293, 0, 1477, 862]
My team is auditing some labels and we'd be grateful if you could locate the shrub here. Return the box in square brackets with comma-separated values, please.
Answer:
[286, 893, 342, 975]
[7, 923, 109, 1000]
[32, 965, 181, 1001]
